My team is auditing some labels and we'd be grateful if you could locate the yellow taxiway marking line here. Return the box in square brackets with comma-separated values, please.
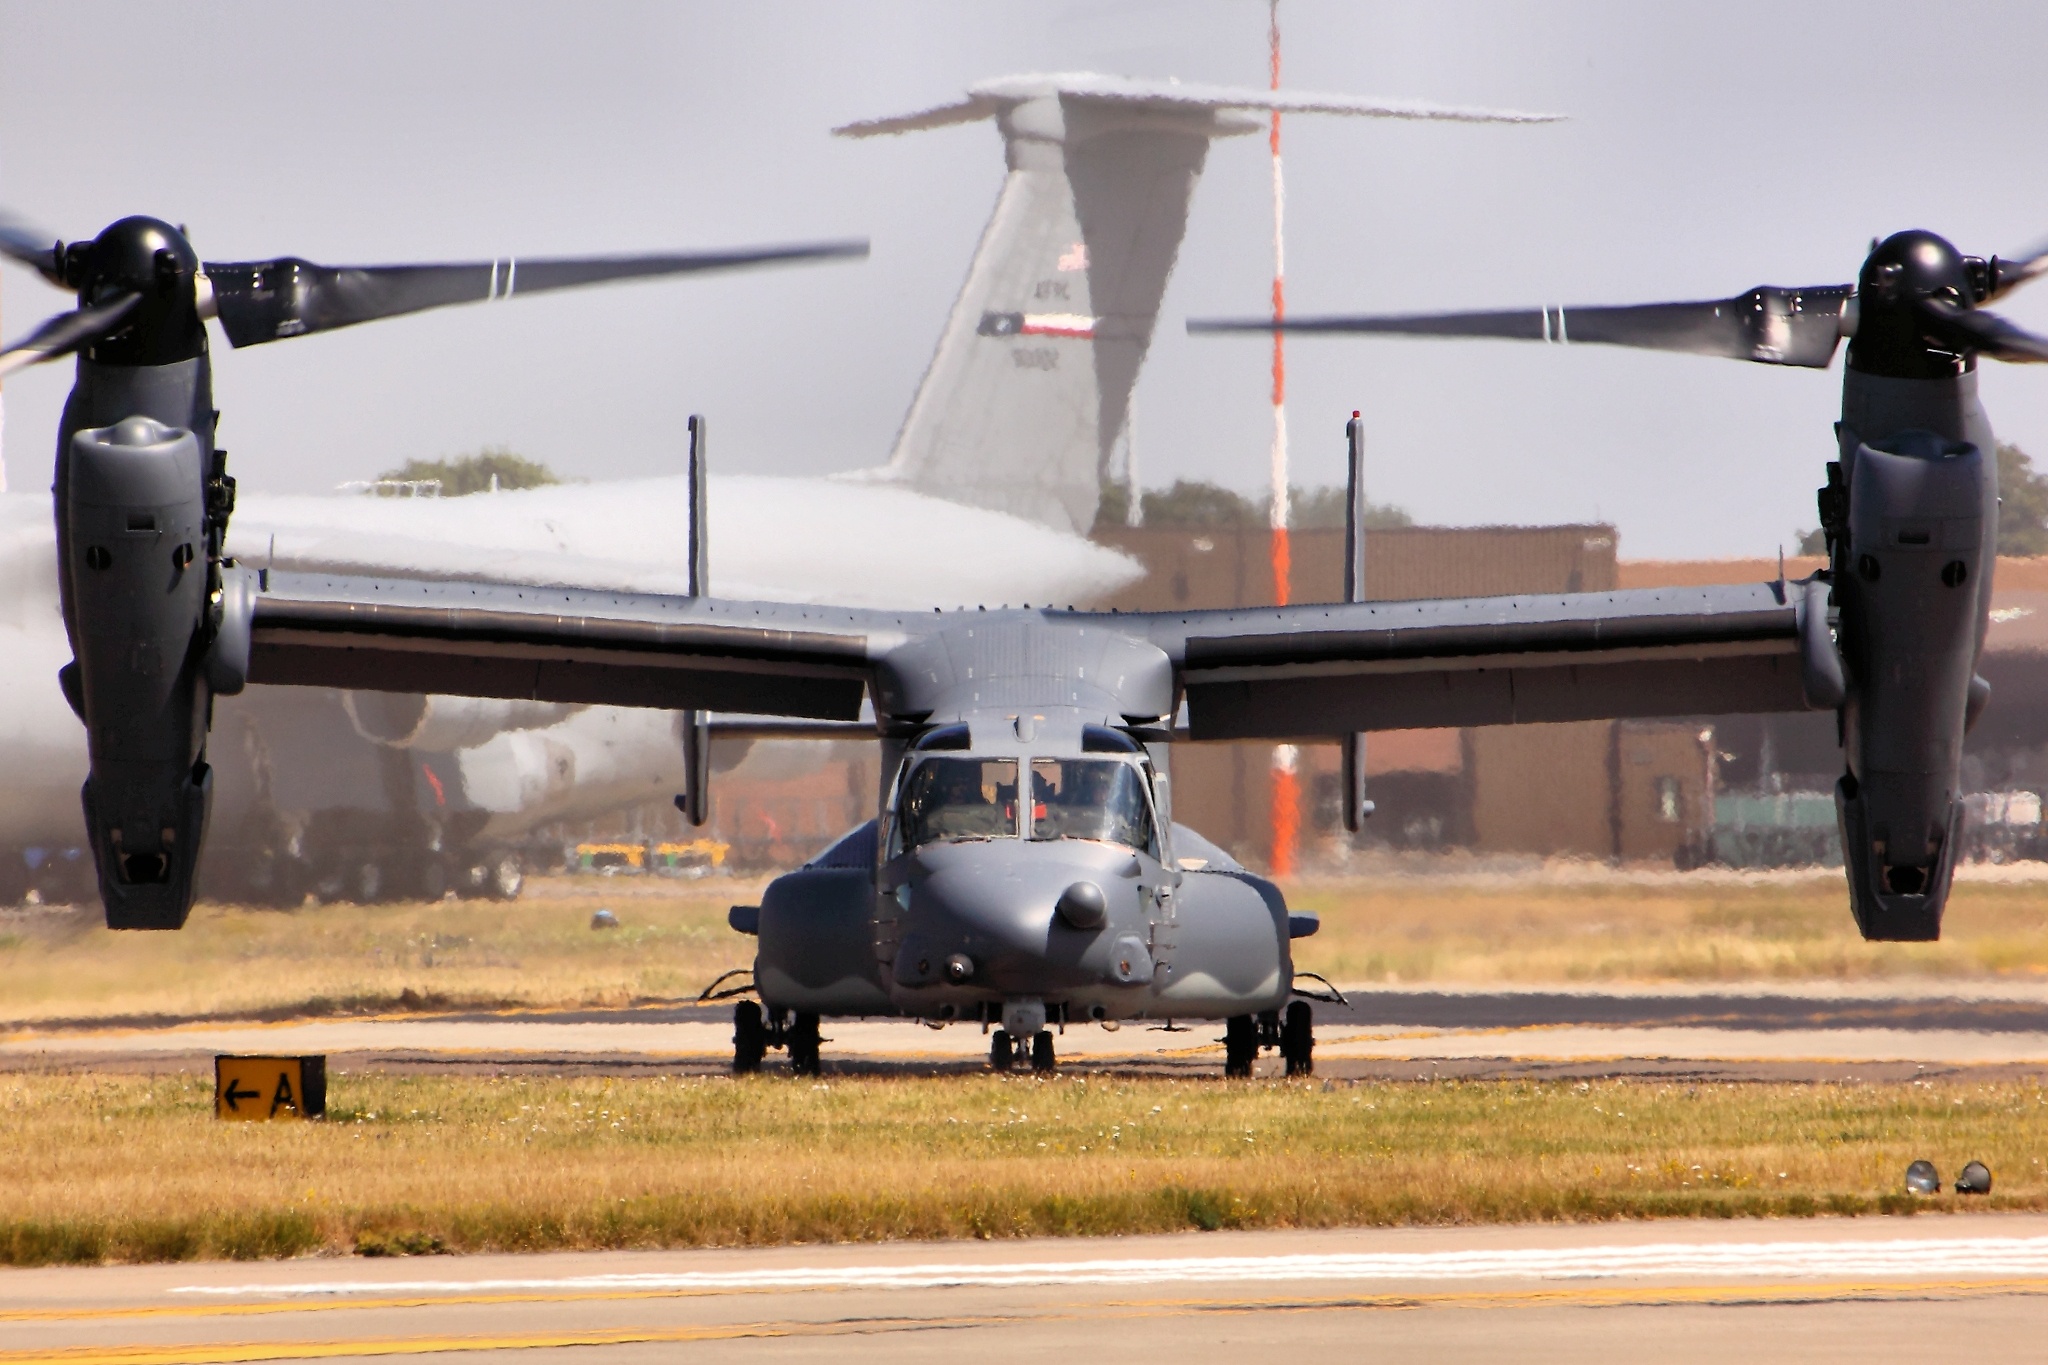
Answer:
[13, 1276, 2048, 1362]
[0, 1313, 999, 1365]
[0, 1289, 778, 1327]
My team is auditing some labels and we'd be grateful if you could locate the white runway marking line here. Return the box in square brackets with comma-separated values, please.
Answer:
[172, 1236, 2048, 1296]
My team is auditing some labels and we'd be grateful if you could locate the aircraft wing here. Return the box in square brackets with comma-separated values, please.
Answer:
[1137, 582, 1811, 741]
[247, 572, 904, 722]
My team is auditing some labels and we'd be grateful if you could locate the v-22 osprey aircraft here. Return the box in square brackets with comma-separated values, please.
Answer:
[27, 194, 2034, 1077]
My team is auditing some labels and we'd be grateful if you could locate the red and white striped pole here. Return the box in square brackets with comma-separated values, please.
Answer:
[1266, 0, 1300, 877]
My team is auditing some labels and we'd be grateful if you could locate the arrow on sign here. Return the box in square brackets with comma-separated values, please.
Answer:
[222, 1079, 261, 1112]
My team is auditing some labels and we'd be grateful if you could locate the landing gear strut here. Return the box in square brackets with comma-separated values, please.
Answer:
[1224, 1002, 1316, 1077]
[731, 1003, 823, 1076]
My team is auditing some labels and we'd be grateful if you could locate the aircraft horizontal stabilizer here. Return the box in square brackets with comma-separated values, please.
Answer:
[833, 72, 1562, 137]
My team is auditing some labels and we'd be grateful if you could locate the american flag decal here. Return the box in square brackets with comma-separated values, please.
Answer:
[977, 311, 1098, 339]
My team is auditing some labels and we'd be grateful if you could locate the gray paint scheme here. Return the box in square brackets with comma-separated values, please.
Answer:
[198, 567, 1816, 1028]
[44, 198, 2012, 1059]
[1185, 228, 2025, 942]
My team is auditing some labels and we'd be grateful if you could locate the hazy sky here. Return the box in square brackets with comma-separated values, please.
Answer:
[4, 1, 2048, 559]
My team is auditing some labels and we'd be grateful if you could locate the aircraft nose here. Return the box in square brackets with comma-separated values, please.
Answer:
[894, 841, 1145, 992]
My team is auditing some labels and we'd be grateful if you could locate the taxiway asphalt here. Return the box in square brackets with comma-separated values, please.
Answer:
[13, 985, 2048, 1078]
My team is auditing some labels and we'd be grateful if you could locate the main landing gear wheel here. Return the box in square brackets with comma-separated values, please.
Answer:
[1281, 1000, 1315, 1077]
[486, 853, 523, 901]
[1030, 1030, 1056, 1073]
[990, 1029, 1016, 1072]
[788, 1011, 822, 1076]
[732, 1001, 767, 1074]
[1224, 1014, 1257, 1077]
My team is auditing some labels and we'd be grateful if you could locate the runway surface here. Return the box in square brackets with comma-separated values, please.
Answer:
[14, 985, 2048, 1077]
[11, 1216, 2048, 1361]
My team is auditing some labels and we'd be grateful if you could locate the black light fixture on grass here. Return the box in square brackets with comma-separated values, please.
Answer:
[1905, 1160, 1941, 1194]
[1957, 1161, 1993, 1195]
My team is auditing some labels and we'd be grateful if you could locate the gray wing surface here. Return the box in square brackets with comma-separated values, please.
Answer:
[248, 572, 902, 721]
[1139, 583, 1808, 740]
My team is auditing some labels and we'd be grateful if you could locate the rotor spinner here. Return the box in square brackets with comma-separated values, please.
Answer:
[59, 216, 206, 367]
[1849, 230, 1976, 380]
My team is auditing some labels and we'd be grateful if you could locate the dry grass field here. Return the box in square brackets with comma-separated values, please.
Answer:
[5, 871, 2048, 1026]
[1290, 870, 2048, 984]
[0, 880, 760, 1024]
[1, 1070, 2043, 1265]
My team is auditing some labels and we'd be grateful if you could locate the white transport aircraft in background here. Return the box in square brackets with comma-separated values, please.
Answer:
[1, 73, 1546, 904]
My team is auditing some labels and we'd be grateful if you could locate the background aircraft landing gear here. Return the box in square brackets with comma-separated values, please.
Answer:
[990, 1029, 1015, 1072]
[730, 1003, 822, 1076]
[1031, 1031, 1055, 1072]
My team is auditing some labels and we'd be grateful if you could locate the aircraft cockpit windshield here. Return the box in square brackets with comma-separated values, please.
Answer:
[1027, 758, 1155, 852]
[898, 757, 1019, 848]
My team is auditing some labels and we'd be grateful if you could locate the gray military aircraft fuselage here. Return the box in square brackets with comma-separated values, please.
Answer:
[741, 651, 1311, 1075]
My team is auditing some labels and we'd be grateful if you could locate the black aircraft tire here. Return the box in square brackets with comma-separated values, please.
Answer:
[1031, 1031, 1055, 1073]
[789, 1012, 822, 1076]
[415, 857, 449, 904]
[990, 1029, 1015, 1072]
[1282, 1000, 1314, 1077]
[1224, 1014, 1257, 1078]
[733, 1001, 767, 1075]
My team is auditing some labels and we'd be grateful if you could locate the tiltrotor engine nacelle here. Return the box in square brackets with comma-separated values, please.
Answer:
[62, 416, 251, 929]
[1827, 427, 1996, 941]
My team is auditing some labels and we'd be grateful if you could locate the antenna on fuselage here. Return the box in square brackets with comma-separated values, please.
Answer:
[676, 414, 712, 827]
[1339, 410, 1375, 834]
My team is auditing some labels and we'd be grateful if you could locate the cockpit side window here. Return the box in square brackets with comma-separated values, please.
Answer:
[1027, 758, 1156, 853]
[897, 757, 1020, 848]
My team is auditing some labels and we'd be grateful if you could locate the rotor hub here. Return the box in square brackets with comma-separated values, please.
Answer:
[1848, 230, 1973, 380]
[58, 216, 206, 368]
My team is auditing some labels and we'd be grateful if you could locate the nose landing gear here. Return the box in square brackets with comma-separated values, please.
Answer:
[1224, 1001, 1316, 1077]
[732, 1002, 823, 1076]
[989, 1028, 1057, 1073]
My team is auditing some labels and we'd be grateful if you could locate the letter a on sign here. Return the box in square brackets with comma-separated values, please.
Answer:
[215, 1056, 327, 1121]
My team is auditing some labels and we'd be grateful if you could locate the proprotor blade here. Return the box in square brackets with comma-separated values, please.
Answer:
[0, 210, 64, 285]
[203, 240, 870, 348]
[1919, 297, 2048, 364]
[0, 293, 141, 379]
[1191, 284, 1856, 368]
[1985, 236, 2048, 302]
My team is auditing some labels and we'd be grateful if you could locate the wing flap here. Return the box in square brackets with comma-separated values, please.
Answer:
[1155, 583, 1809, 740]
[246, 573, 881, 721]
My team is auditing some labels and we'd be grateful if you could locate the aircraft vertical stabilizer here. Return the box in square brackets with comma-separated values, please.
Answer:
[837, 74, 1556, 534]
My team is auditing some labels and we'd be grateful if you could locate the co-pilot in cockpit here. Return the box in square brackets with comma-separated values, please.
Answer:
[1026, 758, 1154, 852]
[895, 757, 1018, 847]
